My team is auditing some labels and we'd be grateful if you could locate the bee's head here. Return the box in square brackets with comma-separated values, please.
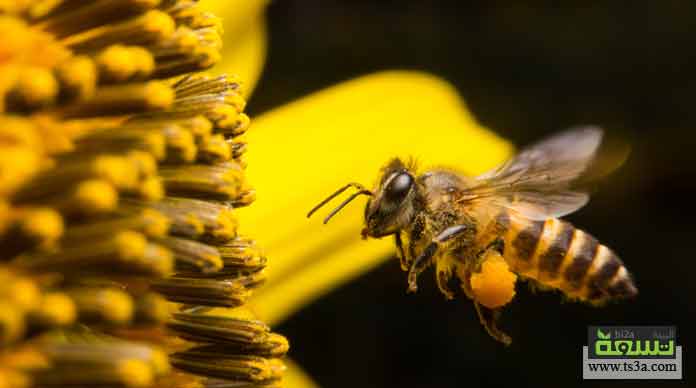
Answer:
[307, 158, 418, 239]
[362, 158, 417, 238]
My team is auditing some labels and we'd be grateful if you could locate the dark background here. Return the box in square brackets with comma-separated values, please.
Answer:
[248, 2, 695, 387]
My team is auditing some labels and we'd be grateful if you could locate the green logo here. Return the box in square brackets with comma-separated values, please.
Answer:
[588, 326, 676, 359]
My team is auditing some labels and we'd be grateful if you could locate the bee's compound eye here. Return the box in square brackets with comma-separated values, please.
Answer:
[386, 173, 413, 201]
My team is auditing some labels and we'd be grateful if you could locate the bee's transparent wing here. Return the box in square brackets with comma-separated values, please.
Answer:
[458, 126, 604, 220]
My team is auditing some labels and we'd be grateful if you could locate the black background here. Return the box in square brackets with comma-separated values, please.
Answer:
[248, 2, 694, 387]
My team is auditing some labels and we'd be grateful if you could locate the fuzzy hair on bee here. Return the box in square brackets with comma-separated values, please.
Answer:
[308, 127, 637, 345]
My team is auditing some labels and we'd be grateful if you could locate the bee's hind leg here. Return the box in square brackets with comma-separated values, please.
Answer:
[474, 302, 512, 346]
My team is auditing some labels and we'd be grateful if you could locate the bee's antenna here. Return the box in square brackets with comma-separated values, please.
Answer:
[322, 189, 372, 224]
[307, 182, 372, 221]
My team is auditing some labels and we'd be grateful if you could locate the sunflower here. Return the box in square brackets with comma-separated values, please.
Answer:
[0, 1, 285, 387]
[0, 1, 513, 387]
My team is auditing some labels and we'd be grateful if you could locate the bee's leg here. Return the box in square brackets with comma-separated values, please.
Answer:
[407, 225, 468, 293]
[406, 242, 435, 293]
[435, 256, 457, 300]
[474, 302, 512, 346]
[394, 232, 409, 271]
[407, 215, 425, 262]
[458, 266, 475, 299]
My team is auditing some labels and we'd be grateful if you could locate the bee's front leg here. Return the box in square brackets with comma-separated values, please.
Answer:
[407, 225, 468, 293]
[394, 232, 409, 271]
[406, 242, 435, 293]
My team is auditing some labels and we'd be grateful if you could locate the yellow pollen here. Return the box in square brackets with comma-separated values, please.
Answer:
[0, 146, 40, 197]
[35, 292, 77, 326]
[142, 10, 176, 36]
[470, 251, 518, 309]
[94, 155, 139, 189]
[141, 209, 170, 237]
[138, 176, 164, 201]
[97, 289, 134, 325]
[55, 56, 97, 99]
[116, 359, 154, 388]
[21, 208, 63, 247]
[74, 179, 118, 213]
[12, 67, 58, 107]
[97, 45, 137, 81]
[130, 46, 155, 77]
[143, 81, 175, 109]
[224, 92, 247, 112]
[115, 230, 148, 261]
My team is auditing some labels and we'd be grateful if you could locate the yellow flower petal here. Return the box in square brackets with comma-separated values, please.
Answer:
[200, 0, 267, 98]
[283, 358, 320, 388]
[198, 0, 267, 35]
[242, 71, 514, 325]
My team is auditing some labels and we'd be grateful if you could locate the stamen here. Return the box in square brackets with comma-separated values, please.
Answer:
[31, 358, 154, 387]
[229, 139, 247, 160]
[145, 25, 197, 57]
[125, 150, 158, 179]
[151, 277, 249, 307]
[197, 134, 232, 164]
[158, 161, 245, 201]
[133, 176, 164, 201]
[0, 270, 41, 311]
[15, 230, 174, 277]
[167, 312, 270, 345]
[147, 196, 238, 242]
[55, 55, 97, 101]
[162, 124, 197, 163]
[95, 44, 155, 82]
[173, 74, 240, 99]
[181, 332, 289, 358]
[168, 5, 222, 32]
[5, 67, 59, 112]
[230, 186, 255, 208]
[217, 237, 266, 271]
[66, 287, 134, 325]
[0, 302, 25, 345]
[16, 154, 139, 197]
[40, 340, 169, 378]
[65, 10, 175, 52]
[154, 236, 222, 273]
[0, 146, 41, 198]
[61, 208, 170, 242]
[0, 207, 63, 259]
[58, 81, 174, 118]
[16, 179, 119, 216]
[152, 43, 220, 79]
[169, 354, 280, 383]
[74, 126, 167, 160]
[126, 115, 213, 143]
[26, 292, 77, 331]
[132, 292, 170, 325]
[34, 0, 162, 39]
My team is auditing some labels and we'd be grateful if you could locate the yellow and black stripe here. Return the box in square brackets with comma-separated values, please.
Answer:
[497, 211, 637, 303]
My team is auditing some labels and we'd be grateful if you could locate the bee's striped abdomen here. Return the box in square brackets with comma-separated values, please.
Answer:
[500, 211, 637, 303]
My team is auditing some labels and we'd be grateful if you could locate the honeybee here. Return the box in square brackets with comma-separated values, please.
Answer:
[308, 127, 637, 345]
